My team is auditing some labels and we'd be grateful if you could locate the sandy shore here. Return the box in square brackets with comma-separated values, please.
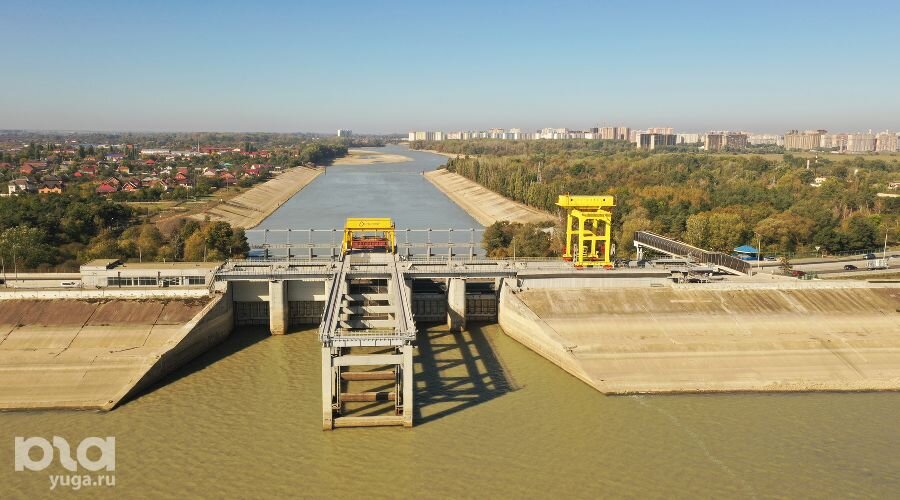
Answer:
[500, 282, 900, 394]
[331, 149, 412, 165]
[194, 166, 322, 228]
[424, 169, 556, 226]
[418, 149, 470, 159]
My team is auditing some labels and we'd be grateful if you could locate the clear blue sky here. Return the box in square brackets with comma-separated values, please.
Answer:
[1, 0, 898, 134]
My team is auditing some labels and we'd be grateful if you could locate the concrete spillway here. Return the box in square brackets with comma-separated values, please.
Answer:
[0, 293, 233, 410]
[499, 281, 900, 394]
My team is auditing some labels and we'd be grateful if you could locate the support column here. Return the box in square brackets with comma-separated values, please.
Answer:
[322, 346, 335, 430]
[447, 278, 466, 331]
[269, 279, 289, 335]
[401, 345, 414, 427]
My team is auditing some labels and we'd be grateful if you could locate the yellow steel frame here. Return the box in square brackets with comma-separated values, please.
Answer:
[556, 195, 615, 267]
[341, 217, 396, 255]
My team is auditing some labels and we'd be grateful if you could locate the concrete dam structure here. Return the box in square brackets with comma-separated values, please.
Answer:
[0, 295, 231, 410]
[1, 238, 899, 430]
[500, 282, 900, 394]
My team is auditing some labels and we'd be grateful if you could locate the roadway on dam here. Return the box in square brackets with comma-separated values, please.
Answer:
[3, 147, 900, 498]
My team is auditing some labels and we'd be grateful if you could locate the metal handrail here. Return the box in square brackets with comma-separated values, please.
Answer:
[634, 231, 751, 275]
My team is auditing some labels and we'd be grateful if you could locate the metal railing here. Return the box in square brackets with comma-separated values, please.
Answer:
[246, 227, 485, 259]
[634, 231, 751, 275]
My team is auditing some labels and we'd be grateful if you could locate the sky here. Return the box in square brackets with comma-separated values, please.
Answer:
[1, 0, 899, 134]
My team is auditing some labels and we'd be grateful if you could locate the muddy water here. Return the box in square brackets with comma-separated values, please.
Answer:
[2, 148, 899, 497]
[2, 324, 899, 497]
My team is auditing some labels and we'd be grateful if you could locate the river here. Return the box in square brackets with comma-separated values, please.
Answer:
[2, 147, 899, 498]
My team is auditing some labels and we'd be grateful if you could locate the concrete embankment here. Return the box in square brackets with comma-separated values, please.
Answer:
[424, 169, 557, 226]
[499, 279, 900, 394]
[0, 291, 233, 410]
[196, 166, 322, 228]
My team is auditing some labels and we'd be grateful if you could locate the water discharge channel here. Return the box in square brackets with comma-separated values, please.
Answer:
[2, 146, 899, 497]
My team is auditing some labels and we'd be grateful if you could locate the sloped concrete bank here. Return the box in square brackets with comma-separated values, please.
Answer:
[195, 166, 322, 229]
[498, 279, 900, 394]
[424, 169, 557, 226]
[0, 290, 234, 410]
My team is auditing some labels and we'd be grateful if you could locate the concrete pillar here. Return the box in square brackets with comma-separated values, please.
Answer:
[447, 278, 466, 331]
[269, 279, 289, 335]
[322, 346, 334, 430]
[401, 345, 414, 427]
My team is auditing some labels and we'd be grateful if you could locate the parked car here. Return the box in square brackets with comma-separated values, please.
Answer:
[863, 253, 877, 260]
[843, 264, 857, 271]
[60, 281, 78, 287]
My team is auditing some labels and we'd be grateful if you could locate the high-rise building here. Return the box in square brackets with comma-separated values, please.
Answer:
[876, 131, 898, 152]
[600, 126, 630, 141]
[705, 132, 748, 151]
[784, 130, 826, 150]
[337, 129, 352, 137]
[637, 133, 676, 150]
[748, 134, 782, 146]
[847, 131, 876, 152]
[677, 133, 702, 144]
[647, 127, 674, 135]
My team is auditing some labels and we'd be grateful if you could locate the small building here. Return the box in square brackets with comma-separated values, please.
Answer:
[733, 245, 761, 261]
[95, 182, 118, 195]
[6, 177, 36, 196]
[80, 259, 222, 289]
[38, 178, 64, 194]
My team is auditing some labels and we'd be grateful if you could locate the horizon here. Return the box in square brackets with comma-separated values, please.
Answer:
[1, 0, 899, 133]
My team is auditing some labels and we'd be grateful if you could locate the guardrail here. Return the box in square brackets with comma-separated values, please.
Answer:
[634, 231, 751, 275]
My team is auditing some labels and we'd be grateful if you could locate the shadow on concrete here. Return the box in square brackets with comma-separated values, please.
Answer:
[123, 325, 292, 405]
[413, 322, 516, 425]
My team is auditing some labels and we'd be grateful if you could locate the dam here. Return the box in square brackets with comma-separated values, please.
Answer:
[3, 146, 900, 497]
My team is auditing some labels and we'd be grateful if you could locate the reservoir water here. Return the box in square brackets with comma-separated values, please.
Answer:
[2, 147, 899, 498]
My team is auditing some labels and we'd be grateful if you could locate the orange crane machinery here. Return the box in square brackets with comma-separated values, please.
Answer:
[341, 218, 396, 255]
[556, 195, 615, 268]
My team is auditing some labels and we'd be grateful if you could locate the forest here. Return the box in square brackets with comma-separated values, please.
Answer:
[415, 140, 900, 258]
[0, 194, 248, 272]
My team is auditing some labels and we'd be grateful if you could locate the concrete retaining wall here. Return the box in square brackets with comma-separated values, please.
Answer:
[0, 289, 210, 300]
[116, 287, 234, 408]
[497, 279, 594, 388]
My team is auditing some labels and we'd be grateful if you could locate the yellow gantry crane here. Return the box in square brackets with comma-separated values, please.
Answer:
[556, 195, 615, 267]
[341, 218, 396, 255]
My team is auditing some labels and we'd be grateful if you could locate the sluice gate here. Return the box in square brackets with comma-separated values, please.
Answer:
[319, 254, 417, 429]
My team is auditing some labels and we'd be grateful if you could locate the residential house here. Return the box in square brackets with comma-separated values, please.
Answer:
[7, 177, 36, 196]
[220, 172, 237, 185]
[95, 182, 118, 195]
[121, 180, 141, 193]
[38, 178, 64, 194]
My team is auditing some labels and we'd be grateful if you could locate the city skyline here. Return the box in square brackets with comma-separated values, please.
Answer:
[1, 0, 899, 133]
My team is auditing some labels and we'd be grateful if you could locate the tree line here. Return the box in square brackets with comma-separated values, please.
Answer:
[436, 144, 899, 257]
[0, 194, 249, 272]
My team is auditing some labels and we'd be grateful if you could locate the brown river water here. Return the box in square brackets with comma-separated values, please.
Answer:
[2, 147, 899, 497]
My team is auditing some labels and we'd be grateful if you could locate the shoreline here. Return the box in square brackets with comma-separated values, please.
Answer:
[330, 148, 413, 165]
[417, 148, 477, 159]
[193, 166, 323, 229]
[424, 168, 556, 226]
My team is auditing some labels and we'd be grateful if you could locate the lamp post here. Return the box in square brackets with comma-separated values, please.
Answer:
[756, 234, 761, 273]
